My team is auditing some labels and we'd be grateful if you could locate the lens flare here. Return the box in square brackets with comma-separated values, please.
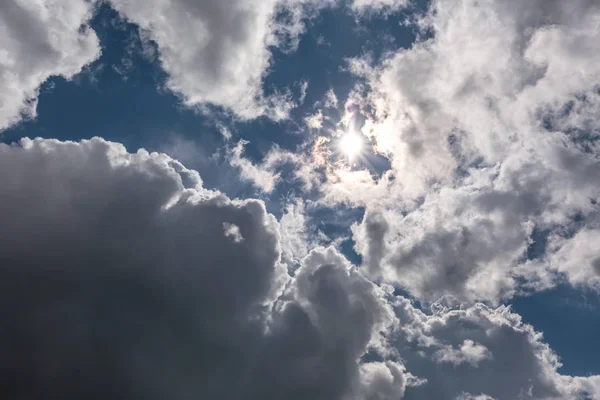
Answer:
[339, 133, 363, 159]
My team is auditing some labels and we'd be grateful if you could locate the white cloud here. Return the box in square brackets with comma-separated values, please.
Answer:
[388, 298, 599, 399]
[228, 140, 283, 193]
[352, 142, 600, 303]
[433, 340, 492, 367]
[572, 376, 600, 400]
[456, 394, 495, 400]
[279, 199, 313, 267]
[352, 175, 542, 304]
[229, 140, 322, 193]
[545, 223, 600, 288]
[223, 222, 245, 243]
[107, 0, 329, 119]
[341, 0, 600, 304]
[157, 134, 215, 168]
[360, 0, 600, 193]
[321, 168, 391, 208]
[305, 109, 324, 129]
[324, 88, 339, 109]
[357, 361, 408, 400]
[351, 0, 409, 13]
[0, 0, 100, 130]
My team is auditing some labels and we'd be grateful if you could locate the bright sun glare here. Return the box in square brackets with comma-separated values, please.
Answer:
[339, 133, 363, 159]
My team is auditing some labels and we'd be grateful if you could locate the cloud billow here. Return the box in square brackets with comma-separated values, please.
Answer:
[0, 138, 406, 400]
[0, 137, 597, 399]
[345, 0, 600, 304]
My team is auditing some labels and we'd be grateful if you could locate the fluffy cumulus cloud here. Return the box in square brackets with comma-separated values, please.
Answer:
[107, 0, 322, 119]
[0, 0, 100, 130]
[387, 297, 599, 399]
[544, 219, 600, 288]
[355, 0, 600, 192]
[343, 0, 600, 304]
[0, 0, 336, 129]
[0, 137, 598, 399]
[0, 137, 407, 400]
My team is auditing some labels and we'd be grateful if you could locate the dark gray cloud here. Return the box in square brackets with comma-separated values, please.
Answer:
[0, 138, 399, 400]
[0, 138, 283, 398]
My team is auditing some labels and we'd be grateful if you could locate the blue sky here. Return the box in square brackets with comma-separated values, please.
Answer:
[1, 1, 600, 399]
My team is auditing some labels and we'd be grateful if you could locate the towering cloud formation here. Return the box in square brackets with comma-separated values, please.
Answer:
[0, 138, 403, 400]
[0, 138, 597, 399]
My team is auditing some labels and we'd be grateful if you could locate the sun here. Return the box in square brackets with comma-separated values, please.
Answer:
[339, 133, 363, 159]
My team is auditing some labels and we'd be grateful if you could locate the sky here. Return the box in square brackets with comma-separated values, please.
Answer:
[1, 0, 600, 399]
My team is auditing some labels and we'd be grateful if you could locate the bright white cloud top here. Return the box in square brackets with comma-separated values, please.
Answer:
[0, 0, 599, 399]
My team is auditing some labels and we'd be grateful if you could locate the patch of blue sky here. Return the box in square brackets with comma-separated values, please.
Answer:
[511, 285, 600, 376]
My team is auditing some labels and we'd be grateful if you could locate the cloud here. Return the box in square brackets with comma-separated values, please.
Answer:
[432, 339, 492, 367]
[545, 222, 600, 288]
[0, 0, 100, 130]
[357, 0, 600, 193]
[324, 88, 339, 109]
[229, 140, 282, 193]
[388, 297, 599, 399]
[353, 211, 389, 277]
[107, 0, 328, 119]
[264, 246, 398, 399]
[1, 137, 598, 399]
[350, 0, 409, 13]
[342, 0, 600, 304]
[0, 137, 407, 400]
[0, 137, 285, 398]
[228, 140, 322, 193]
[456, 394, 495, 400]
[223, 222, 245, 243]
[305, 109, 325, 129]
[356, 361, 408, 400]
[573, 376, 600, 400]
[3, 3, 600, 399]
[353, 144, 600, 303]
[279, 199, 314, 267]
